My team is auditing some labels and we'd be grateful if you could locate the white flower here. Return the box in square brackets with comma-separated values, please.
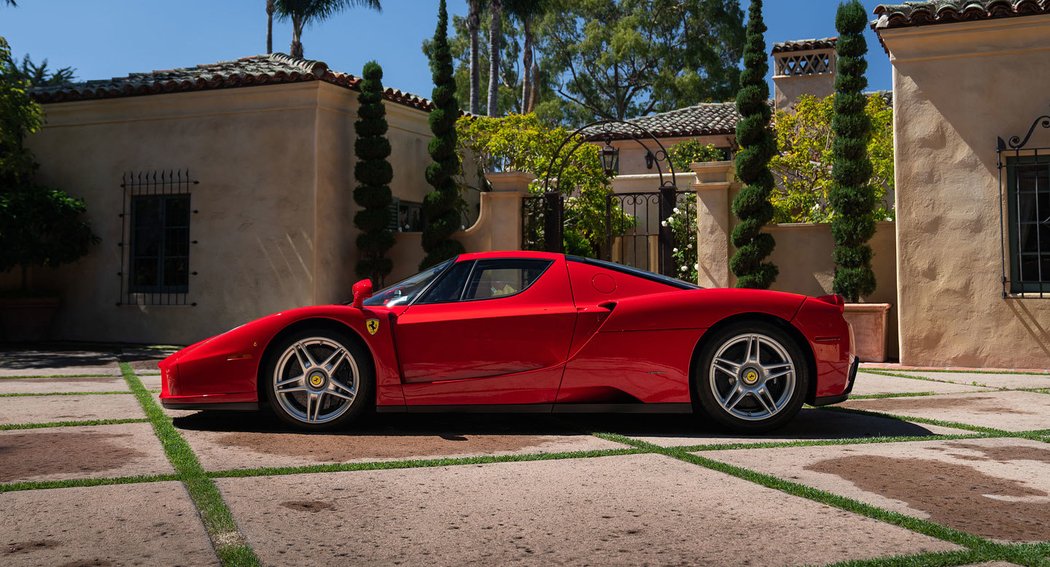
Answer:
[680, 266, 687, 273]
[661, 221, 668, 227]
[686, 243, 693, 249]
[672, 247, 679, 253]
[693, 263, 699, 270]
[673, 207, 680, 214]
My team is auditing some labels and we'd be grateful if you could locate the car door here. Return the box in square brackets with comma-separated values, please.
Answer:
[394, 256, 577, 406]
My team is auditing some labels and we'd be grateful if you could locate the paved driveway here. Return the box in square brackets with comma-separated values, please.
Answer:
[1, 348, 1048, 566]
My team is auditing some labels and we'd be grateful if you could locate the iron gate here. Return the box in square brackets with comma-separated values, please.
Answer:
[523, 188, 697, 278]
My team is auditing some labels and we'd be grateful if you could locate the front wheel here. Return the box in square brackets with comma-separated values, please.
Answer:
[265, 328, 373, 431]
[695, 321, 808, 433]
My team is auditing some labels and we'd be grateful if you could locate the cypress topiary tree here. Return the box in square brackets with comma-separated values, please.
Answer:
[353, 60, 395, 285]
[829, 0, 877, 302]
[420, 0, 465, 269]
[730, 0, 778, 289]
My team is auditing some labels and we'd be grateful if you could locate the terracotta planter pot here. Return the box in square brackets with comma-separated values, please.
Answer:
[842, 303, 891, 363]
[0, 296, 60, 342]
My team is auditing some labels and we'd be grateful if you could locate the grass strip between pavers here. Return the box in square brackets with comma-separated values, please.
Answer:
[0, 391, 131, 397]
[120, 362, 259, 567]
[0, 473, 179, 493]
[207, 447, 645, 479]
[673, 431, 998, 453]
[849, 391, 938, 400]
[866, 367, 1050, 377]
[0, 417, 149, 431]
[862, 369, 997, 389]
[0, 373, 116, 379]
[592, 433, 1050, 567]
[822, 406, 1009, 435]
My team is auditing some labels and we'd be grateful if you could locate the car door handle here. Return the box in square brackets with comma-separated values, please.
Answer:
[576, 302, 616, 314]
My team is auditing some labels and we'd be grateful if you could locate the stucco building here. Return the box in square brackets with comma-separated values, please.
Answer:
[874, 0, 1050, 368]
[9, 53, 477, 345]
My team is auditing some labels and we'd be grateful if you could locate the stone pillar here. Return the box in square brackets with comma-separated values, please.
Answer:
[458, 171, 534, 252]
[691, 161, 736, 288]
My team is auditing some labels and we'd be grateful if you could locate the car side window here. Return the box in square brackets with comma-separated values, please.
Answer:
[461, 259, 552, 301]
[415, 260, 474, 304]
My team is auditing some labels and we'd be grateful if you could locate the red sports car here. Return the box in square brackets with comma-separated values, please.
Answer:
[160, 251, 857, 432]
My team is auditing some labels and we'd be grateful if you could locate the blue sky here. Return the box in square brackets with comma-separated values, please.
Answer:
[2, 0, 892, 105]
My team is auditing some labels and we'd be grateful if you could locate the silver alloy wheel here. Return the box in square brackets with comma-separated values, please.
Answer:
[272, 337, 359, 425]
[708, 333, 796, 422]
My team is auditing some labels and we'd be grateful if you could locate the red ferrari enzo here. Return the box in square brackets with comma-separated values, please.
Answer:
[160, 251, 857, 432]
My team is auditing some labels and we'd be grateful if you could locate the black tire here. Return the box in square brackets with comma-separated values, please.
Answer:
[694, 320, 808, 433]
[263, 327, 374, 431]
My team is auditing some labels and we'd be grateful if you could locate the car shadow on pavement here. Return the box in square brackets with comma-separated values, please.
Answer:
[170, 407, 945, 444]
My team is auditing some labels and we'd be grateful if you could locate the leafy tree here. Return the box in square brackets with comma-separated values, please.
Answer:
[730, 0, 777, 289]
[544, 0, 746, 122]
[769, 93, 893, 223]
[828, 0, 876, 301]
[353, 61, 395, 285]
[0, 37, 97, 292]
[421, 0, 466, 268]
[3, 53, 75, 88]
[456, 113, 627, 256]
[274, 0, 381, 58]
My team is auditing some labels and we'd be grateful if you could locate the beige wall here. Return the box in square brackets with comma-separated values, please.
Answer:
[766, 222, 899, 359]
[881, 14, 1050, 368]
[8, 81, 446, 345]
[610, 135, 733, 179]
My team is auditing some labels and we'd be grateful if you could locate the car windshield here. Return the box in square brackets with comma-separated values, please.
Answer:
[361, 260, 452, 307]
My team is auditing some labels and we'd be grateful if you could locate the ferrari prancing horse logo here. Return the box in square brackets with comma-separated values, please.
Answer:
[366, 319, 380, 336]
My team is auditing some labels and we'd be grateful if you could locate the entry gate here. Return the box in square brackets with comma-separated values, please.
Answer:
[522, 187, 696, 278]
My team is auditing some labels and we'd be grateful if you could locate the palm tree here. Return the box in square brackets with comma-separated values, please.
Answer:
[274, 0, 381, 59]
[466, 0, 482, 115]
[266, 0, 275, 54]
[505, 0, 548, 113]
[486, 0, 502, 116]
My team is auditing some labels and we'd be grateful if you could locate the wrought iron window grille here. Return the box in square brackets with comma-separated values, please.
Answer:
[997, 113, 1050, 299]
[117, 170, 199, 306]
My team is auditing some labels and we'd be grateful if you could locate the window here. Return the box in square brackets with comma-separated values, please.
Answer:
[417, 261, 474, 304]
[1007, 156, 1050, 294]
[362, 259, 451, 307]
[461, 259, 551, 300]
[129, 194, 191, 293]
[388, 198, 424, 233]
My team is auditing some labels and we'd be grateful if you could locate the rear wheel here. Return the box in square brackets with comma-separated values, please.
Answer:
[695, 321, 807, 433]
[265, 328, 373, 431]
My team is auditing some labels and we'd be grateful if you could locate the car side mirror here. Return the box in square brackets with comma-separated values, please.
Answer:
[352, 279, 373, 309]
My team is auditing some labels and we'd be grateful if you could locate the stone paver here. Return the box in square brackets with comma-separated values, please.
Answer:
[0, 423, 172, 484]
[174, 412, 629, 471]
[571, 408, 971, 448]
[0, 394, 144, 425]
[218, 453, 957, 566]
[0, 349, 120, 377]
[139, 373, 162, 390]
[892, 371, 1050, 391]
[0, 376, 129, 394]
[701, 437, 1050, 542]
[0, 482, 218, 566]
[851, 371, 993, 396]
[843, 391, 1050, 432]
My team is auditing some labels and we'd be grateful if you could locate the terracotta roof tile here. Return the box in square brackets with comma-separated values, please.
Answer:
[583, 102, 742, 140]
[874, 0, 1050, 29]
[772, 37, 838, 54]
[31, 53, 436, 112]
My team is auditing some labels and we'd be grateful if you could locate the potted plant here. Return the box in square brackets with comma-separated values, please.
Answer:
[0, 37, 98, 341]
[828, 1, 891, 362]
